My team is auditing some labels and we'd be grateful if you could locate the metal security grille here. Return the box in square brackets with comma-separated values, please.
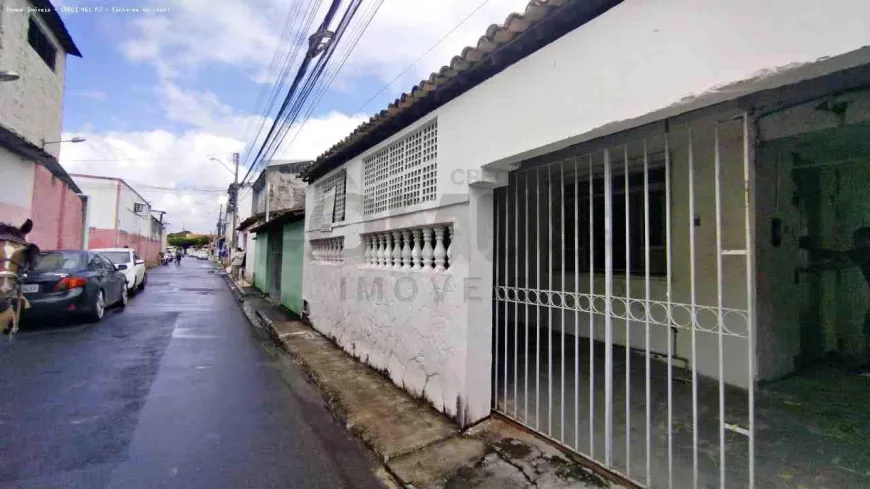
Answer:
[364, 119, 438, 215]
[310, 169, 346, 230]
[493, 114, 756, 488]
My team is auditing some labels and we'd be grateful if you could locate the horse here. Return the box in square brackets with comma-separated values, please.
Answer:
[0, 220, 40, 336]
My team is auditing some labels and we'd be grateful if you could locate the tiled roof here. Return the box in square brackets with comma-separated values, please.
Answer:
[302, 0, 620, 181]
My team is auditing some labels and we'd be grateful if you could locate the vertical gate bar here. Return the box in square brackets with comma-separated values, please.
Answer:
[561, 160, 567, 442]
[688, 128, 699, 488]
[604, 147, 614, 467]
[589, 153, 596, 458]
[515, 163, 520, 418]
[526, 170, 531, 423]
[495, 186, 500, 410]
[575, 157, 580, 450]
[714, 123, 726, 488]
[547, 165, 553, 437]
[624, 144, 631, 476]
[548, 163, 554, 436]
[743, 112, 756, 489]
[665, 132, 674, 489]
[503, 175, 509, 415]
[643, 139, 652, 487]
[537, 167, 542, 431]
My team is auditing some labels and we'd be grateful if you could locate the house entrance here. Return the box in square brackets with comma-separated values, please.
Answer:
[266, 228, 283, 300]
[492, 115, 755, 488]
[754, 119, 870, 488]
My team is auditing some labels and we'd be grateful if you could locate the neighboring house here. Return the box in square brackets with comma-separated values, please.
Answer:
[0, 0, 85, 249]
[251, 160, 309, 216]
[300, 1, 870, 487]
[241, 160, 309, 302]
[72, 175, 165, 265]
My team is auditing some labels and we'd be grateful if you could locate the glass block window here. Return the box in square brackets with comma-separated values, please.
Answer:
[364, 120, 437, 216]
[310, 169, 346, 230]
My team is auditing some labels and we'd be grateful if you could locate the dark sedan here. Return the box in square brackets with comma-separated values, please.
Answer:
[20, 250, 128, 324]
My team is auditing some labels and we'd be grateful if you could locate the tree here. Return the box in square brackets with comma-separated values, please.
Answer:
[168, 233, 212, 248]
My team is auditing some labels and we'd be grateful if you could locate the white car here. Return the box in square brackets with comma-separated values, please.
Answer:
[93, 248, 147, 294]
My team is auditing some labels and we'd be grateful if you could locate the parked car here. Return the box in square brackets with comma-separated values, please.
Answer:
[93, 248, 147, 293]
[20, 250, 128, 323]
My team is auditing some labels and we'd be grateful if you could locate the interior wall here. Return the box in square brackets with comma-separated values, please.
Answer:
[755, 88, 870, 374]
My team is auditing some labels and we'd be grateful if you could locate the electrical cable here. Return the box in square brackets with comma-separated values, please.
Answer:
[240, 0, 348, 185]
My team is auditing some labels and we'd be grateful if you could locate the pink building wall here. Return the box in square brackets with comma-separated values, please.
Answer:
[88, 228, 161, 266]
[25, 164, 84, 250]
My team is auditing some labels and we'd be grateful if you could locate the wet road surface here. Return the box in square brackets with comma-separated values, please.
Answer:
[0, 258, 382, 488]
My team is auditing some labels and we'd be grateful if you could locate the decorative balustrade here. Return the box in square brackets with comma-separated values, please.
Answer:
[363, 224, 453, 271]
[311, 237, 344, 264]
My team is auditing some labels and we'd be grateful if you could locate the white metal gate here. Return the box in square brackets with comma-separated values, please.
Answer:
[492, 114, 756, 488]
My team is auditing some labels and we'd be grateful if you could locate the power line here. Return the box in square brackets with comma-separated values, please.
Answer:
[240, 0, 325, 174]
[240, 0, 352, 185]
[280, 0, 384, 156]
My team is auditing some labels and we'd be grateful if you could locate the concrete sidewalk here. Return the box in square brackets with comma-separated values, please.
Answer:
[221, 270, 619, 489]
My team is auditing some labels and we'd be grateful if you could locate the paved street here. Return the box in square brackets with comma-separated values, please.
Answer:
[0, 258, 382, 489]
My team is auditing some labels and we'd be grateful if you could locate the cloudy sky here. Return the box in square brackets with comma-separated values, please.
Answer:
[57, 0, 532, 233]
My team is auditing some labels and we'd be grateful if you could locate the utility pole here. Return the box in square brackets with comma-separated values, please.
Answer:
[230, 152, 239, 251]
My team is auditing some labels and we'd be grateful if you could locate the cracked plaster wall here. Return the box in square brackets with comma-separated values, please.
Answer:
[305, 263, 469, 419]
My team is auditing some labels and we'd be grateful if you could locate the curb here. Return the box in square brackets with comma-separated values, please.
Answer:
[220, 276, 403, 488]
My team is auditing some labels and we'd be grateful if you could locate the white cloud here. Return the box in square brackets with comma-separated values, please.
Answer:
[120, 0, 532, 91]
[59, 106, 366, 234]
[76, 90, 108, 101]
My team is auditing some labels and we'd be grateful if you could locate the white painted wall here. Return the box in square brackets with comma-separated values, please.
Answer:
[72, 177, 117, 230]
[304, 159, 494, 424]
[439, 0, 870, 178]
[116, 183, 150, 236]
[0, 146, 34, 223]
[0, 0, 68, 157]
[72, 176, 152, 239]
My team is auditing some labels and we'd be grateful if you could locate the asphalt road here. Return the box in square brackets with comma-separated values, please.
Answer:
[0, 258, 382, 489]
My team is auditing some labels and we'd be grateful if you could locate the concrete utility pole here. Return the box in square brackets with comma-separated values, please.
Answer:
[230, 152, 239, 251]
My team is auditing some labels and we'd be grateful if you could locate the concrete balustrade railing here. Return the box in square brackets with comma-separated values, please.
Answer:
[310, 237, 344, 264]
[362, 224, 453, 271]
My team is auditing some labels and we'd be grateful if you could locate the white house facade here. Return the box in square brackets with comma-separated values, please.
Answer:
[302, 1, 870, 487]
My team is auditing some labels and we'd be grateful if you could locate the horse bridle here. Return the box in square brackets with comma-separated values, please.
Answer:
[0, 240, 32, 296]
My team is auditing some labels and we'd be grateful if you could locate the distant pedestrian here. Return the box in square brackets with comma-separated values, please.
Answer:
[230, 247, 245, 280]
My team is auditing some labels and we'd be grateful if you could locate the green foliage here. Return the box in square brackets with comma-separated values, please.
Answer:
[167, 234, 211, 248]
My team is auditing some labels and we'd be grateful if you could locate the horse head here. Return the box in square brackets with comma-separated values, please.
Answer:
[0, 219, 40, 299]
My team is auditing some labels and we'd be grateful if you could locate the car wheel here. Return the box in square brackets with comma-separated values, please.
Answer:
[138, 273, 147, 291]
[88, 290, 106, 323]
[118, 284, 128, 308]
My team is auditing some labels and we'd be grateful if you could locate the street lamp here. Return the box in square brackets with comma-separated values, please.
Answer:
[209, 157, 235, 176]
[0, 70, 20, 82]
[42, 136, 86, 148]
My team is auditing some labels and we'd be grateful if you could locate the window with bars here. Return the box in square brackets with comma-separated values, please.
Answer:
[363, 120, 438, 215]
[561, 167, 667, 275]
[310, 170, 346, 230]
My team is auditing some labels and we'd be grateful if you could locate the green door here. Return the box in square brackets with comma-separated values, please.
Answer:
[280, 221, 304, 315]
[254, 232, 268, 293]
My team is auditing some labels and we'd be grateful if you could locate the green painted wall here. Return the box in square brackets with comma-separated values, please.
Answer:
[254, 232, 268, 292]
[280, 221, 305, 315]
